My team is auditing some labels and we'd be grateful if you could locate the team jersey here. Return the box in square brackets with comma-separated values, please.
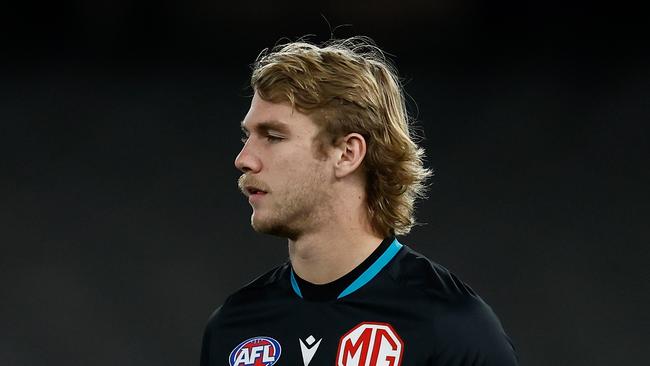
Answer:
[200, 237, 519, 366]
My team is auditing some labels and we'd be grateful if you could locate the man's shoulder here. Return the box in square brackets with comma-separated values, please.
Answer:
[240, 261, 290, 290]
[387, 243, 507, 329]
[388, 244, 479, 303]
[229, 260, 291, 302]
[388, 243, 519, 364]
[205, 261, 291, 324]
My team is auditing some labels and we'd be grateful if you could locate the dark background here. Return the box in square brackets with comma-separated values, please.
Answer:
[1, 1, 648, 365]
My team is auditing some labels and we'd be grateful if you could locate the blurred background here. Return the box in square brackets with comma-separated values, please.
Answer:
[1, 1, 648, 365]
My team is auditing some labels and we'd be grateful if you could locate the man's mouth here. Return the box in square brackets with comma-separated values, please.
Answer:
[238, 175, 270, 199]
[246, 186, 268, 196]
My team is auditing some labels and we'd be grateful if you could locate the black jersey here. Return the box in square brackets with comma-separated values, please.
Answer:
[200, 237, 518, 366]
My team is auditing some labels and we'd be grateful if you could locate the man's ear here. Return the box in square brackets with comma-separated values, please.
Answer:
[333, 133, 367, 179]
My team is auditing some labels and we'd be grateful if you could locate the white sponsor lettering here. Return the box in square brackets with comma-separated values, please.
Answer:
[233, 345, 276, 366]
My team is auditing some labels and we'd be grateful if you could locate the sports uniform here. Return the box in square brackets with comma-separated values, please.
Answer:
[200, 237, 518, 366]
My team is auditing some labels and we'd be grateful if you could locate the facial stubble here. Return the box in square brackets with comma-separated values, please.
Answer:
[250, 162, 333, 240]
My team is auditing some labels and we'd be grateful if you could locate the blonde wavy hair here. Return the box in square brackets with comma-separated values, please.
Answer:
[251, 36, 432, 237]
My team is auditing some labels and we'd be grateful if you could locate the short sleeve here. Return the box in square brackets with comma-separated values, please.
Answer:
[200, 305, 223, 366]
[431, 296, 519, 366]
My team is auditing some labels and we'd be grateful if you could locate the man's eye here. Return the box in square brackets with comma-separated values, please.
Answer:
[266, 135, 283, 142]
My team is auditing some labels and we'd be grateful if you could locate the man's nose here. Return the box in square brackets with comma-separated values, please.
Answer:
[234, 142, 262, 173]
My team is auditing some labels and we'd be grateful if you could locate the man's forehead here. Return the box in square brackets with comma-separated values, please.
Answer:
[241, 94, 319, 134]
[242, 97, 293, 129]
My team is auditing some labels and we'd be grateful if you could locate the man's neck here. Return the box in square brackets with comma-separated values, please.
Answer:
[288, 228, 384, 285]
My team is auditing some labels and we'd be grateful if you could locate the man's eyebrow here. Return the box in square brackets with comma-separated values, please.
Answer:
[240, 120, 290, 134]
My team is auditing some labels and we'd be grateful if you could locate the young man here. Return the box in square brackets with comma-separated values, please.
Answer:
[201, 37, 519, 366]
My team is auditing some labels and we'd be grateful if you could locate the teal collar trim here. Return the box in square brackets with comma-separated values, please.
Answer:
[290, 238, 403, 299]
[290, 269, 303, 298]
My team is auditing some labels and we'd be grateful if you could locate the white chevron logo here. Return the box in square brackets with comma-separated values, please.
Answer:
[299, 335, 322, 366]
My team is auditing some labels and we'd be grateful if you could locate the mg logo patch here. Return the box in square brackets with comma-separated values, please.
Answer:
[229, 336, 282, 366]
[336, 322, 404, 366]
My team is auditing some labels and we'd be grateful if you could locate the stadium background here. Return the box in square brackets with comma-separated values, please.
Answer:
[1, 1, 647, 365]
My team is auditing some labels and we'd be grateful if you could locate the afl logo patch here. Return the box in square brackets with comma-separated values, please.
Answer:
[336, 322, 404, 366]
[229, 336, 282, 366]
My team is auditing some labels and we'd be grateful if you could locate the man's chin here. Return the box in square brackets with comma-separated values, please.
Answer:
[251, 215, 298, 239]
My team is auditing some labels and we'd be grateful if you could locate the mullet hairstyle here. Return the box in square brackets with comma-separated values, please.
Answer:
[251, 36, 432, 237]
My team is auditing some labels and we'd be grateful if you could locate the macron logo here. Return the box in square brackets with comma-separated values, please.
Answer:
[299, 335, 322, 366]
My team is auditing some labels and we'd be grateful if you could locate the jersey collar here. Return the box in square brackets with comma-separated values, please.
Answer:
[290, 237, 403, 300]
